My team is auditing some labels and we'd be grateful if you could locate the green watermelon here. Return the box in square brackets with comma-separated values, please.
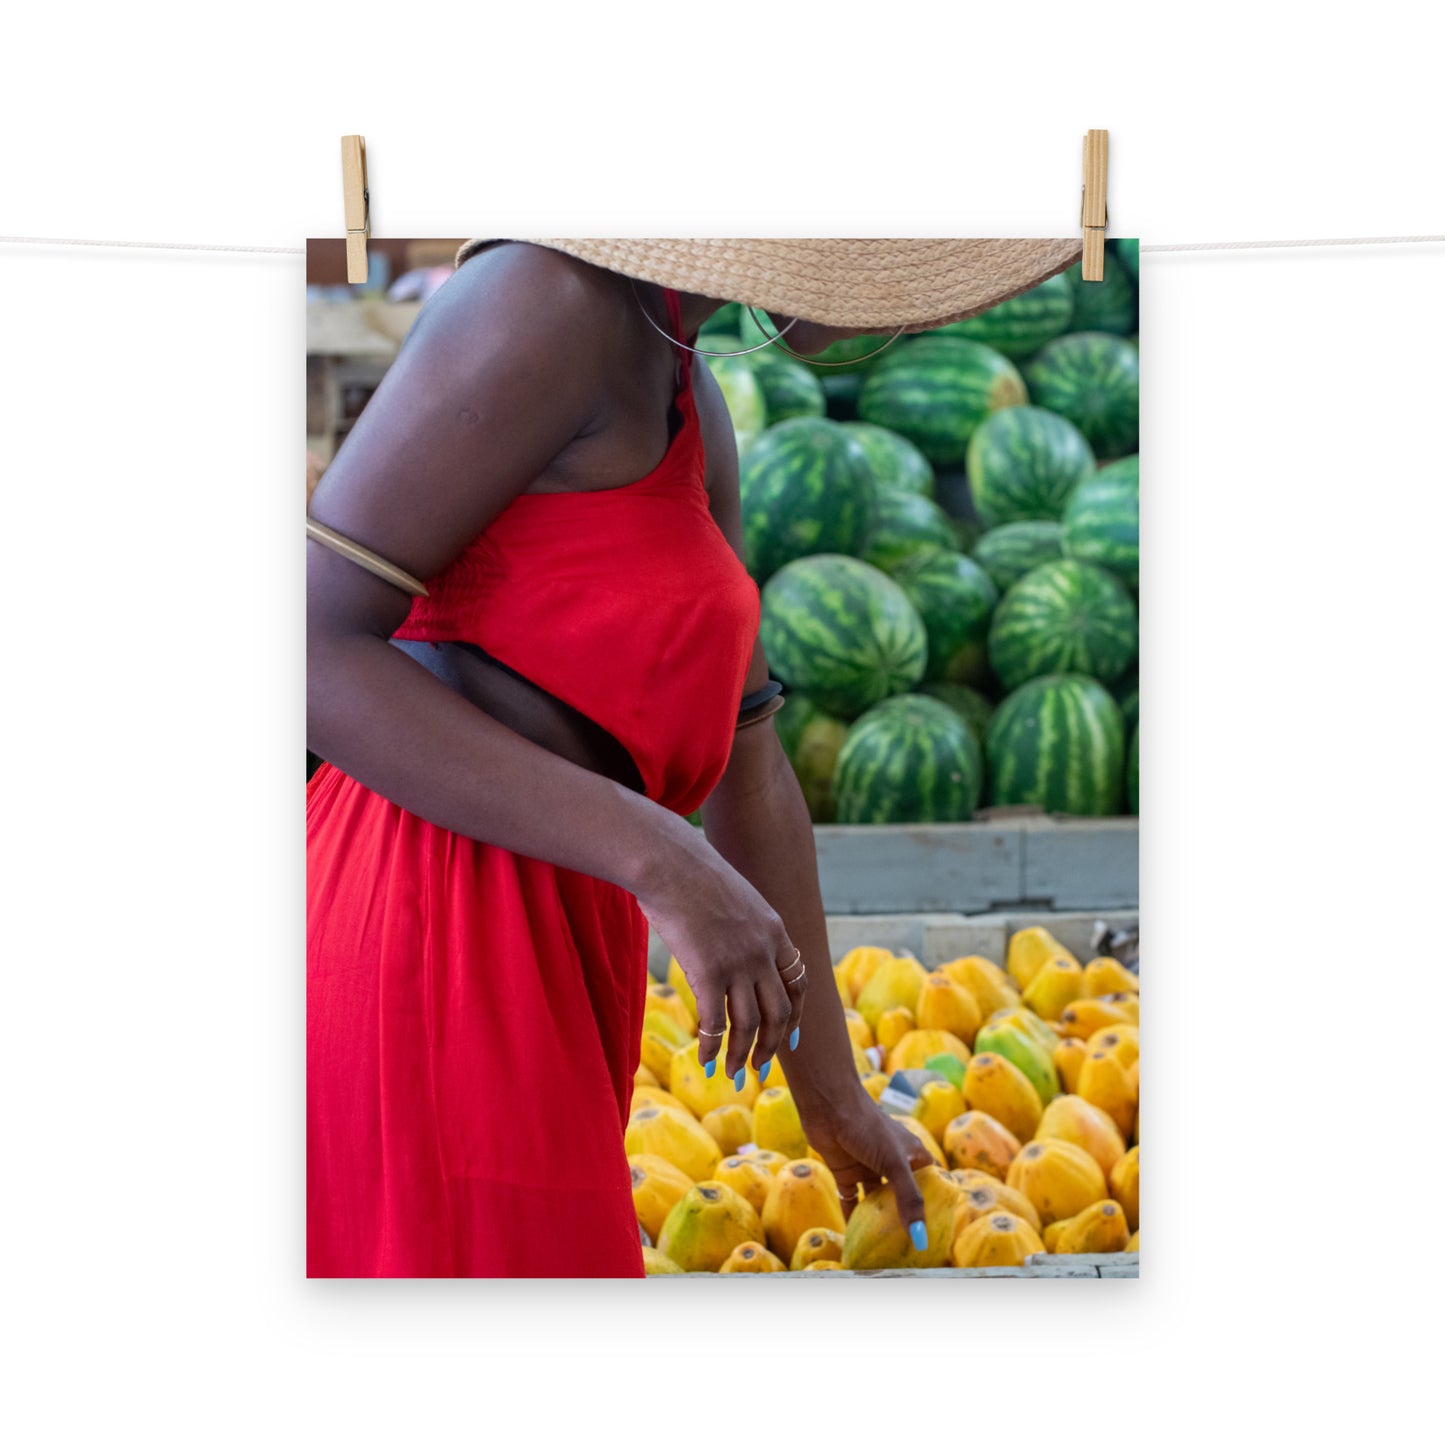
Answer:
[1113, 238, 1140, 282]
[966, 406, 1096, 528]
[702, 344, 767, 453]
[857, 336, 1027, 467]
[1024, 333, 1139, 460]
[986, 673, 1125, 816]
[738, 310, 896, 374]
[833, 694, 983, 824]
[919, 682, 996, 746]
[890, 550, 999, 686]
[700, 302, 744, 336]
[988, 559, 1138, 691]
[1063, 454, 1139, 589]
[1127, 724, 1140, 815]
[972, 520, 1065, 593]
[748, 348, 826, 424]
[934, 273, 1074, 360]
[738, 418, 876, 584]
[861, 493, 958, 574]
[1064, 261, 1138, 336]
[759, 555, 927, 720]
[841, 422, 935, 498]
[1117, 682, 1139, 735]
[774, 694, 850, 823]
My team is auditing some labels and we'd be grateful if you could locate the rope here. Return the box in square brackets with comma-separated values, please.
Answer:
[0, 236, 304, 255]
[1140, 235, 1444, 252]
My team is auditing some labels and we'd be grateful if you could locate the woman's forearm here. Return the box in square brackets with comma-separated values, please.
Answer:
[699, 729, 867, 1116]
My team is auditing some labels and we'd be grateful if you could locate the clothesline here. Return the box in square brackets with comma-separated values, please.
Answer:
[0, 235, 1441, 259]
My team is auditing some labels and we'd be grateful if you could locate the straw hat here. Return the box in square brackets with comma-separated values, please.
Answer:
[454, 237, 1082, 333]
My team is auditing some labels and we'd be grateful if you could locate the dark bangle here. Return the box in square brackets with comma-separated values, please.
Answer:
[737, 681, 786, 731]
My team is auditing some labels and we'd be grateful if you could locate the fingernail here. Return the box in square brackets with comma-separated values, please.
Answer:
[909, 1221, 928, 1253]
[703, 1059, 716, 1079]
[789, 1027, 800, 1051]
[733, 1068, 745, 1092]
[759, 1060, 771, 1084]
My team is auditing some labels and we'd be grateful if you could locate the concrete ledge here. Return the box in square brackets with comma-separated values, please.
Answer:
[649, 1253, 1138, 1280]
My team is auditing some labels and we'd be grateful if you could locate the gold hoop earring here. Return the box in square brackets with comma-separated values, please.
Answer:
[745, 307, 908, 367]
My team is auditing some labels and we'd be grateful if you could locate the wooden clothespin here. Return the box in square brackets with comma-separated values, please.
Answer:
[1081, 129, 1109, 281]
[341, 135, 370, 285]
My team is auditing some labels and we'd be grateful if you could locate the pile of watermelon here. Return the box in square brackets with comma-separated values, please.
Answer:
[703, 241, 1140, 825]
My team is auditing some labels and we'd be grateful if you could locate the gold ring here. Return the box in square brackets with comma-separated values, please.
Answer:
[697, 1025, 725, 1038]
[779, 962, 806, 984]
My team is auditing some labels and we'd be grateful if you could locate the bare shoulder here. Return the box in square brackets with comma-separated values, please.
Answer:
[689, 351, 741, 495]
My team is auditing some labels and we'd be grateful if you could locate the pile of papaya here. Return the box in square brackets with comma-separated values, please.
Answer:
[630, 927, 1139, 1273]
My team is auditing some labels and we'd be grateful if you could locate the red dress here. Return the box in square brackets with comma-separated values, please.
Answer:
[306, 287, 760, 1277]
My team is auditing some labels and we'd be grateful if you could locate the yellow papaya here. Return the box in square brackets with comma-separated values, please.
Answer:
[894, 1113, 949, 1168]
[1021, 957, 1086, 1021]
[912, 1079, 966, 1144]
[624, 1106, 723, 1183]
[860, 1071, 890, 1104]
[989, 1005, 1062, 1055]
[698, 1103, 753, 1157]
[973, 1015, 1060, 1104]
[1104, 991, 1140, 1026]
[629, 1085, 692, 1118]
[1110, 1145, 1139, 1231]
[950, 1180, 1042, 1237]
[1053, 1037, 1089, 1094]
[951, 1210, 1045, 1267]
[1056, 997, 1130, 1040]
[1006, 927, 1077, 991]
[1081, 957, 1139, 997]
[832, 962, 853, 1007]
[645, 982, 695, 1037]
[1006, 1138, 1108, 1227]
[854, 954, 929, 1032]
[634, 1062, 659, 1090]
[641, 1246, 684, 1275]
[790, 1227, 845, 1270]
[743, 1148, 789, 1176]
[939, 955, 1021, 1019]
[1086, 1025, 1140, 1069]
[657, 1181, 764, 1273]
[948, 1167, 1005, 1192]
[1077, 1048, 1138, 1139]
[888, 1029, 971, 1074]
[915, 974, 983, 1045]
[763, 1158, 846, 1263]
[943, 1110, 1022, 1180]
[711, 1154, 773, 1216]
[962, 1052, 1043, 1142]
[628, 1154, 696, 1242]
[840, 1166, 958, 1270]
[753, 1087, 809, 1159]
[843, 1008, 875, 1052]
[1042, 1218, 1070, 1253]
[639, 1028, 683, 1083]
[804, 1260, 845, 1270]
[875, 1006, 916, 1053]
[665, 956, 699, 1023]
[837, 945, 894, 1002]
[1130, 1061, 1140, 1143]
[670, 1039, 760, 1116]
[1035, 1095, 1126, 1177]
[1127, 1229, 1139, 1252]
[1052, 1199, 1130, 1254]
[718, 1241, 787, 1273]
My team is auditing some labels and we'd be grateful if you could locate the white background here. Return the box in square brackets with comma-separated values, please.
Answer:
[4, 1, 1442, 1438]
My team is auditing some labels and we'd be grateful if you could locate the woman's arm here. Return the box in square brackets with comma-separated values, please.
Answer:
[308, 245, 799, 1069]
[693, 360, 932, 1226]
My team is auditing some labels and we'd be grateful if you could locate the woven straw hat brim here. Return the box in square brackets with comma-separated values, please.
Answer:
[454, 237, 1083, 332]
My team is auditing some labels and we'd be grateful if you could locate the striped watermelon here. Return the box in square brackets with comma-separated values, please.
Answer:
[738, 418, 876, 584]
[1117, 680, 1139, 735]
[857, 336, 1027, 467]
[759, 555, 927, 719]
[774, 694, 850, 823]
[834, 695, 983, 824]
[749, 348, 826, 424]
[702, 346, 767, 454]
[1114, 238, 1140, 282]
[934, 273, 1075, 360]
[862, 492, 958, 574]
[1065, 261, 1138, 336]
[972, 520, 1065, 592]
[1127, 724, 1140, 815]
[1024, 333, 1139, 460]
[920, 682, 996, 746]
[966, 406, 1096, 528]
[890, 549, 1000, 686]
[841, 422, 935, 498]
[1063, 454, 1139, 589]
[988, 559, 1138, 691]
[986, 674, 1125, 816]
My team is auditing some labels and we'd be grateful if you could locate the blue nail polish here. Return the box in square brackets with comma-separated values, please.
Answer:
[789, 1027, 800, 1051]
[909, 1221, 928, 1253]
[703, 1059, 716, 1079]
[733, 1068, 746, 1092]
[759, 1060, 771, 1084]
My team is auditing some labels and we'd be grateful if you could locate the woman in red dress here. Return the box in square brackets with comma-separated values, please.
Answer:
[306, 237, 1079, 1277]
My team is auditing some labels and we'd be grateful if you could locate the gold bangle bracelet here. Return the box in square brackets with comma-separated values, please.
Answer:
[306, 517, 430, 599]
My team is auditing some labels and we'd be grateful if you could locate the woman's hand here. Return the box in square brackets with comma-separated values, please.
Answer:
[633, 827, 807, 1084]
[800, 1088, 937, 1236]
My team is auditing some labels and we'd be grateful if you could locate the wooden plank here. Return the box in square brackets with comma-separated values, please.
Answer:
[1021, 817, 1139, 910]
